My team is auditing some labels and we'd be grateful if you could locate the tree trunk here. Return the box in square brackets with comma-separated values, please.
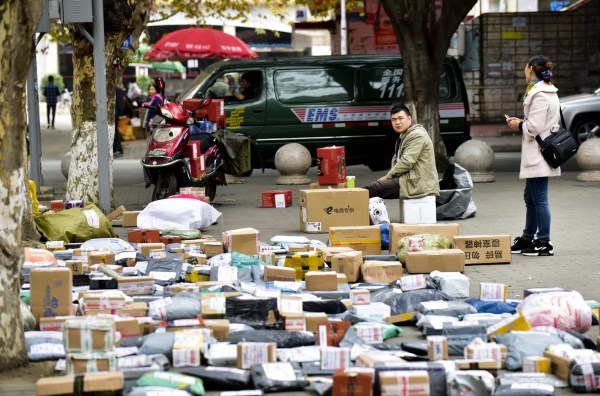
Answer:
[381, 0, 477, 158]
[65, 0, 150, 205]
[0, 0, 44, 371]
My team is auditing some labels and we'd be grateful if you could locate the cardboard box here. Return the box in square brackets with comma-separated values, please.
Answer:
[185, 98, 225, 128]
[389, 223, 460, 254]
[236, 342, 277, 369]
[379, 370, 430, 396]
[39, 316, 80, 332]
[361, 261, 403, 283]
[305, 271, 338, 291]
[105, 205, 126, 222]
[30, 267, 73, 323]
[201, 292, 242, 318]
[305, 312, 329, 333]
[160, 235, 182, 245]
[279, 295, 304, 317]
[454, 359, 502, 371]
[128, 228, 161, 244]
[262, 190, 293, 208]
[88, 251, 116, 265]
[222, 228, 259, 255]
[284, 251, 325, 280]
[329, 225, 382, 255]
[405, 249, 466, 274]
[36, 371, 124, 396]
[486, 311, 531, 337]
[543, 349, 573, 381]
[349, 289, 371, 305]
[285, 314, 306, 332]
[400, 195, 437, 224]
[336, 273, 348, 284]
[185, 140, 202, 159]
[65, 260, 86, 275]
[453, 234, 512, 265]
[117, 276, 154, 296]
[479, 282, 508, 302]
[203, 241, 224, 257]
[355, 353, 404, 368]
[321, 346, 350, 370]
[66, 353, 117, 374]
[386, 311, 417, 324]
[522, 356, 551, 373]
[352, 302, 391, 321]
[299, 188, 369, 233]
[121, 211, 141, 227]
[427, 336, 448, 361]
[309, 182, 347, 189]
[465, 342, 507, 368]
[317, 146, 346, 185]
[263, 265, 297, 282]
[316, 246, 356, 262]
[138, 242, 165, 257]
[64, 318, 116, 353]
[332, 368, 374, 396]
[132, 125, 146, 140]
[114, 317, 141, 338]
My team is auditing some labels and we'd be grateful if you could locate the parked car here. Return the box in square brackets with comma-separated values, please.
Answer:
[560, 87, 600, 142]
[177, 55, 471, 171]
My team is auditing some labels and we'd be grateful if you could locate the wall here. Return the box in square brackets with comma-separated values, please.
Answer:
[463, 1, 600, 122]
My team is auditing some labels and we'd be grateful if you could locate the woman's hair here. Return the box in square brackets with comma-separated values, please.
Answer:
[529, 55, 554, 83]
[148, 84, 157, 91]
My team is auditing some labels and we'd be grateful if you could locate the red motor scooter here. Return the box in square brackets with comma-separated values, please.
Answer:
[141, 78, 227, 202]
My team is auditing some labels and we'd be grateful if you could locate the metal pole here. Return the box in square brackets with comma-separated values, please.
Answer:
[27, 42, 43, 193]
[93, 0, 110, 213]
[340, 0, 347, 55]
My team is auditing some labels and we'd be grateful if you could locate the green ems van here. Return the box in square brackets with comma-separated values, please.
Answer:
[177, 55, 470, 171]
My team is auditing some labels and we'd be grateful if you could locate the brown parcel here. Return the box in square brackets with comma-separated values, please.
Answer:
[36, 371, 124, 396]
[30, 267, 73, 323]
[138, 242, 165, 257]
[237, 342, 277, 369]
[305, 271, 338, 291]
[330, 250, 363, 283]
[379, 371, 430, 396]
[453, 234, 512, 265]
[543, 350, 573, 381]
[87, 251, 116, 265]
[64, 321, 115, 353]
[222, 228, 259, 255]
[329, 225, 382, 255]
[361, 261, 403, 283]
[263, 265, 297, 282]
[405, 249, 466, 274]
[389, 223, 460, 254]
[105, 205, 127, 222]
[121, 210, 141, 227]
[67, 353, 116, 374]
[315, 246, 355, 262]
[299, 188, 369, 233]
[305, 312, 329, 333]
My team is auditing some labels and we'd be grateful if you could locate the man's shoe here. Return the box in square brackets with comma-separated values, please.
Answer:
[511, 236, 534, 253]
[521, 240, 554, 256]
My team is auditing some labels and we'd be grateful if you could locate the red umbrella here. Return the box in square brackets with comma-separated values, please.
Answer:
[144, 27, 258, 61]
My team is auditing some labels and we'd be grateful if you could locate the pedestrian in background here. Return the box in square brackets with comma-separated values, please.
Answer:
[142, 83, 163, 133]
[507, 55, 560, 257]
[363, 103, 439, 200]
[114, 83, 125, 157]
[43, 76, 60, 129]
[127, 77, 142, 102]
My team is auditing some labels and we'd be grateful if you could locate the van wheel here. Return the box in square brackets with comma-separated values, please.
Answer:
[368, 146, 395, 172]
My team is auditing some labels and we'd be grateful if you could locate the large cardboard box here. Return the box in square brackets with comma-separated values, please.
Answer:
[30, 267, 73, 323]
[37, 372, 124, 396]
[453, 235, 512, 264]
[222, 228, 260, 255]
[329, 225, 382, 255]
[330, 250, 363, 283]
[263, 265, 297, 282]
[361, 261, 403, 283]
[404, 249, 466, 274]
[379, 370, 430, 396]
[317, 146, 346, 185]
[389, 223, 460, 254]
[299, 188, 369, 233]
[305, 271, 338, 291]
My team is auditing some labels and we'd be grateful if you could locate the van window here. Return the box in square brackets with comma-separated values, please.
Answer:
[274, 68, 354, 104]
[360, 66, 451, 101]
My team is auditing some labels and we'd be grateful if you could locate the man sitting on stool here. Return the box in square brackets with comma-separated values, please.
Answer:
[363, 103, 439, 200]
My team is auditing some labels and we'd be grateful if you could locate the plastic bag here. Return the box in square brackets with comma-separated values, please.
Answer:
[417, 301, 477, 317]
[494, 330, 568, 370]
[370, 287, 455, 317]
[227, 330, 314, 348]
[148, 292, 200, 321]
[136, 372, 205, 395]
[25, 331, 65, 361]
[80, 238, 136, 254]
[437, 163, 477, 220]
[379, 223, 390, 250]
[302, 299, 347, 314]
[251, 361, 309, 392]
[369, 197, 390, 224]
[176, 366, 251, 391]
[21, 300, 36, 331]
[145, 255, 184, 286]
[396, 234, 452, 264]
[35, 202, 116, 243]
[466, 298, 519, 314]
[137, 198, 221, 230]
[492, 384, 554, 396]
[447, 370, 495, 396]
[225, 296, 283, 329]
[138, 332, 175, 357]
[518, 290, 592, 333]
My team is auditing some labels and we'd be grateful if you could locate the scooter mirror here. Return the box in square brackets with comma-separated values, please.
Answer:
[155, 77, 166, 96]
[202, 98, 212, 107]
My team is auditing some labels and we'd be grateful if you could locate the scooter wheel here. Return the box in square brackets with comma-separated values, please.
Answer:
[205, 184, 217, 202]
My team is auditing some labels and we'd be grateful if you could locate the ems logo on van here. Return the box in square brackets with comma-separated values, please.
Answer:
[292, 106, 391, 123]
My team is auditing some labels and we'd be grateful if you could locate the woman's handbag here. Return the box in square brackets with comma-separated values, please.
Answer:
[535, 109, 580, 168]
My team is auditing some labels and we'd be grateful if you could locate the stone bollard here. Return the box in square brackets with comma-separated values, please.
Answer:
[576, 139, 600, 182]
[454, 140, 495, 182]
[61, 151, 71, 179]
[274, 143, 312, 185]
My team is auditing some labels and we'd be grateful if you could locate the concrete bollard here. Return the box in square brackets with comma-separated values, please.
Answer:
[274, 143, 312, 185]
[454, 140, 495, 182]
[576, 139, 600, 182]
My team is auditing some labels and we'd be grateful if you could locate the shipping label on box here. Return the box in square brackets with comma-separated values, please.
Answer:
[355, 325, 384, 344]
[285, 315, 306, 332]
[479, 282, 508, 302]
[320, 346, 350, 370]
[427, 336, 448, 361]
[405, 249, 466, 274]
[237, 342, 277, 369]
[389, 223, 460, 254]
[222, 228, 260, 255]
[280, 295, 304, 316]
[329, 225, 382, 255]
[349, 289, 371, 305]
[299, 188, 369, 233]
[316, 146, 346, 185]
[400, 274, 427, 291]
[361, 261, 403, 283]
[262, 190, 292, 208]
[117, 276, 154, 296]
[453, 235, 512, 264]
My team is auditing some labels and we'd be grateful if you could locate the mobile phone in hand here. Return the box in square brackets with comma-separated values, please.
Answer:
[504, 114, 510, 119]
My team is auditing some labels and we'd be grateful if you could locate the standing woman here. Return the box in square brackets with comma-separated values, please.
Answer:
[142, 83, 163, 133]
[506, 55, 561, 256]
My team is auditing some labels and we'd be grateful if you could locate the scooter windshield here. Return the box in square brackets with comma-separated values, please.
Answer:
[153, 127, 184, 143]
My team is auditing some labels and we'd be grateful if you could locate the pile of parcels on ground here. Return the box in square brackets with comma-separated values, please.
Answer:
[23, 207, 600, 396]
